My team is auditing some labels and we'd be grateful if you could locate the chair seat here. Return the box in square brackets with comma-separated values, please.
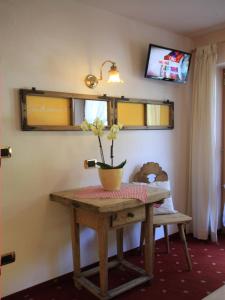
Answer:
[154, 212, 192, 226]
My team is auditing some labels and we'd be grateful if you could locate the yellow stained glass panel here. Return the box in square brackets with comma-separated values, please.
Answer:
[27, 96, 70, 126]
[160, 105, 169, 125]
[117, 103, 145, 126]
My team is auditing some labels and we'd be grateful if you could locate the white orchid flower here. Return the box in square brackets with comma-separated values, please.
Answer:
[91, 118, 105, 136]
[80, 117, 124, 167]
[80, 119, 90, 131]
[107, 124, 123, 140]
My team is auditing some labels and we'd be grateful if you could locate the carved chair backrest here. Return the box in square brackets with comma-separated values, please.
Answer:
[133, 162, 168, 183]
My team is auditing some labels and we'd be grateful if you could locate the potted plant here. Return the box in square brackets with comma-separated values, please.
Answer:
[81, 118, 126, 191]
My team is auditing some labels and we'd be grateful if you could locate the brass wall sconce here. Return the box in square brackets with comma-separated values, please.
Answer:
[85, 60, 123, 89]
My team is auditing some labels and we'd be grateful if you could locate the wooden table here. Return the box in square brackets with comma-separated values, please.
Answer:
[50, 185, 169, 300]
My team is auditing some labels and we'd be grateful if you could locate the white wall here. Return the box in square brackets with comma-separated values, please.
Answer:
[192, 28, 225, 64]
[0, 0, 193, 297]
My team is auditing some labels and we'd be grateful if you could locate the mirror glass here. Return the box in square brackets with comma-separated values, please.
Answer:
[73, 99, 108, 126]
[147, 104, 170, 126]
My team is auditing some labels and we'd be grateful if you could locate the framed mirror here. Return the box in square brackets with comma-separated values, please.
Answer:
[114, 98, 174, 129]
[20, 89, 112, 131]
[20, 89, 174, 131]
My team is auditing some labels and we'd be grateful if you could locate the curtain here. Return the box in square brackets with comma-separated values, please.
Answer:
[188, 44, 221, 242]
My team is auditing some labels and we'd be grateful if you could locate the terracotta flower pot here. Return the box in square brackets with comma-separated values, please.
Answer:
[98, 168, 123, 191]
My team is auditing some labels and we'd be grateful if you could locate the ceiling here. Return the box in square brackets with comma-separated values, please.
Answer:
[80, 0, 225, 37]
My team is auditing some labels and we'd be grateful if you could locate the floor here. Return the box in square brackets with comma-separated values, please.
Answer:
[3, 234, 225, 300]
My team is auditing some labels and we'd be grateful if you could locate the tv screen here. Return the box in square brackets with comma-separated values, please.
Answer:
[145, 44, 191, 83]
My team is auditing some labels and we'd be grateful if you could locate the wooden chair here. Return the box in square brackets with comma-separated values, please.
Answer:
[133, 162, 192, 271]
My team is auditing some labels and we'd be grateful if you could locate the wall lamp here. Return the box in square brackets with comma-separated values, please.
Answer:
[85, 60, 123, 89]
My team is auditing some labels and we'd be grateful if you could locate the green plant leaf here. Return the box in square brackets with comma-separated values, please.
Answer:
[96, 162, 113, 169]
[114, 160, 127, 169]
[96, 160, 127, 169]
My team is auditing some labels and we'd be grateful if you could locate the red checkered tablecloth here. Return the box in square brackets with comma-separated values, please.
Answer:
[73, 184, 149, 203]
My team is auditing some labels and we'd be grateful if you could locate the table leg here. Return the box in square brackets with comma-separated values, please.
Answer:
[70, 207, 81, 289]
[116, 228, 123, 262]
[98, 216, 108, 298]
[144, 204, 154, 279]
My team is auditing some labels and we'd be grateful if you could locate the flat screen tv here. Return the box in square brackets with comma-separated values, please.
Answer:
[145, 44, 191, 83]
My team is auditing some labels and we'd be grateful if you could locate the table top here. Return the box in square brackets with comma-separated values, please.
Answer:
[50, 184, 170, 213]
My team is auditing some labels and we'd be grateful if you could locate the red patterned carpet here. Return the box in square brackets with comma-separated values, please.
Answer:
[4, 234, 225, 300]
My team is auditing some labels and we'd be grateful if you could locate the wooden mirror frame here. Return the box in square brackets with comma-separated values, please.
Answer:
[20, 88, 113, 131]
[19, 88, 174, 131]
[114, 97, 174, 130]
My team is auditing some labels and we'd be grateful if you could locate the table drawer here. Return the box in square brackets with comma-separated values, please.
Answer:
[111, 206, 145, 228]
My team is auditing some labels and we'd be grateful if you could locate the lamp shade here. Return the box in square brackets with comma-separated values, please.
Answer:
[107, 64, 123, 83]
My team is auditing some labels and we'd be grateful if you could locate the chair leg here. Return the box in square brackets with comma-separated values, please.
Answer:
[163, 225, 170, 253]
[178, 223, 192, 271]
[153, 226, 156, 261]
[140, 221, 145, 253]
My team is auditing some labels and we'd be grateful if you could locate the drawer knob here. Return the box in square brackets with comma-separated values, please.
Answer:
[127, 212, 134, 218]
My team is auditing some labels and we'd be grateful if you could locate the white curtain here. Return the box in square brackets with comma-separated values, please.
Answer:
[188, 44, 221, 242]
